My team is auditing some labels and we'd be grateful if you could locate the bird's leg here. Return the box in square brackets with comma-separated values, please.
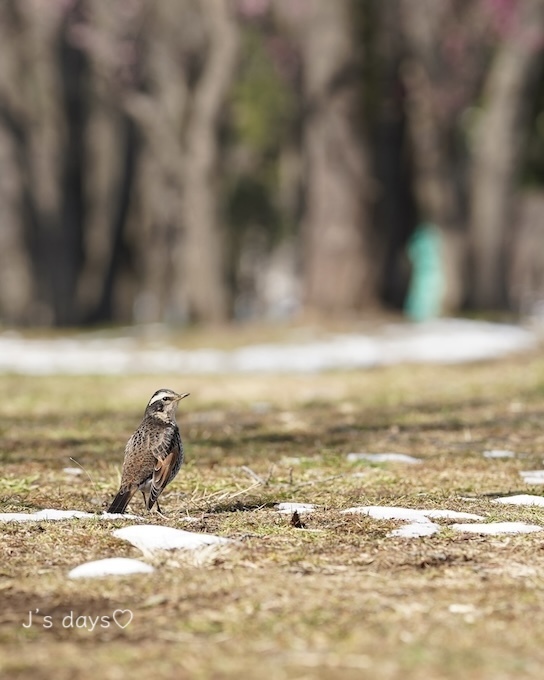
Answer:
[141, 491, 148, 509]
[154, 500, 168, 519]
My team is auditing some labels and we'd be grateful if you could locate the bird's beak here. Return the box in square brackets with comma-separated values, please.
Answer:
[175, 392, 190, 401]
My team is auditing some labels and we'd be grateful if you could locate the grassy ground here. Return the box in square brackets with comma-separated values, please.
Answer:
[2, 349, 544, 679]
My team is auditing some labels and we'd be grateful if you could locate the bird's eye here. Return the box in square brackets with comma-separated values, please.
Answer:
[162, 396, 169, 402]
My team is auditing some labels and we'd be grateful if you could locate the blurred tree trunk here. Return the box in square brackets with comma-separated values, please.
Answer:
[55, 6, 88, 325]
[399, 0, 485, 313]
[87, 115, 138, 323]
[123, 0, 238, 324]
[0, 1, 67, 324]
[0, 0, 239, 327]
[0, 0, 135, 326]
[470, 0, 544, 309]
[371, 0, 415, 309]
[0, 126, 33, 322]
[119, 1, 193, 323]
[177, 0, 239, 322]
[288, 0, 376, 314]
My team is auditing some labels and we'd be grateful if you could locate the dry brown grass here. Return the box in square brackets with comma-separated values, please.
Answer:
[2, 349, 544, 679]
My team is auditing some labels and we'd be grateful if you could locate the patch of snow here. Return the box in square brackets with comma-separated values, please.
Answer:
[520, 470, 544, 484]
[389, 522, 440, 538]
[251, 402, 272, 414]
[63, 467, 84, 475]
[493, 494, 544, 507]
[451, 522, 542, 535]
[379, 320, 536, 365]
[0, 319, 536, 375]
[346, 453, 421, 464]
[100, 512, 142, 520]
[68, 557, 154, 579]
[0, 509, 94, 522]
[483, 450, 515, 459]
[422, 509, 484, 521]
[448, 603, 476, 615]
[113, 524, 229, 557]
[341, 506, 483, 523]
[276, 503, 316, 514]
[232, 336, 381, 372]
[0, 509, 140, 522]
[341, 506, 432, 522]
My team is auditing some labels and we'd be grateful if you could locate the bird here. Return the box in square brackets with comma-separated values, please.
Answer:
[107, 388, 189, 514]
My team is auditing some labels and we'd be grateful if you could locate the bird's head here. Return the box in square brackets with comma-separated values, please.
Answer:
[145, 388, 190, 422]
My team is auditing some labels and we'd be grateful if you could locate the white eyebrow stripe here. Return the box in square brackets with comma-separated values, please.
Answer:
[148, 391, 174, 406]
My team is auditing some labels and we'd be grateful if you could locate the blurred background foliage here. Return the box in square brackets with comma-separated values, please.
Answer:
[1, 0, 544, 327]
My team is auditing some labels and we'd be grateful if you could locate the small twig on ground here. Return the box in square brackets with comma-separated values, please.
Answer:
[185, 488, 231, 509]
[241, 466, 264, 485]
[226, 481, 262, 501]
[68, 457, 102, 503]
[293, 473, 347, 488]
[264, 465, 275, 485]
[186, 480, 263, 510]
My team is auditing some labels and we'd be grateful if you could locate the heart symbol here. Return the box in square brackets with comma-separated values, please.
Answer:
[112, 609, 133, 629]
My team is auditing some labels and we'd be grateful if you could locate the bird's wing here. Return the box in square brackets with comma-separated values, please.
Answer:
[149, 426, 182, 508]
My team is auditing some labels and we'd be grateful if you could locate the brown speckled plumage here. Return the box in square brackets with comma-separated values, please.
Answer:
[107, 388, 189, 514]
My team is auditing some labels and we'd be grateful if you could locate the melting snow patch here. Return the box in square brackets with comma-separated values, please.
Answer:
[389, 522, 440, 538]
[276, 503, 316, 514]
[342, 506, 431, 522]
[346, 453, 421, 464]
[100, 512, 142, 520]
[520, 470, 544, 484]
[0, 509, 94, 522]
[0, 319, 535, 375]
[113, 525, 229, 557]
[0, 509, 140, 522]
[452, 522, 542, 535]
[338, 505, 541, 538]
[493, 495, 544, 507]
[449, 603, 475, 613]
[68, 558, 154, 579]
[380, 320, 536, 364]
[341, 506, 483, 522]
[63, 467, 84, 475]
[422, 509, 484, 520]
[483, 450, 515, 459]
[447, 603, 479, 623]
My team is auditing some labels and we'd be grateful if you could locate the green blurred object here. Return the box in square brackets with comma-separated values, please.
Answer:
[404, 223, 444, 322]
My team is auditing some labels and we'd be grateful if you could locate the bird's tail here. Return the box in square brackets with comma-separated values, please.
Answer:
[107, 486, 136, 514]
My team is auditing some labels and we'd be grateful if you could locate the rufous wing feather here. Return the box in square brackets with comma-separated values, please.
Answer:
[148, 450, 176, 510]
